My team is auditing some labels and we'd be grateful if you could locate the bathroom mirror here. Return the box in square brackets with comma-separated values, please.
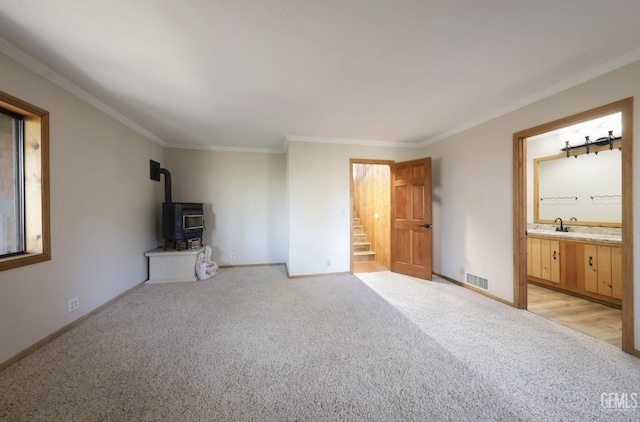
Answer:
[534, 148, 622, 227]
[531, 112, 622, 228]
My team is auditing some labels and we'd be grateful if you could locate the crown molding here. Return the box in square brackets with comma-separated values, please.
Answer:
[417, 47, 640, 148]
[3, 35, 639, 154]
[285, 135, 420, 148]
[0, 37, 50, 75]
[0, 36, 287, 154]
[164, 142, 286, 154]
[0, 36, 169, 147]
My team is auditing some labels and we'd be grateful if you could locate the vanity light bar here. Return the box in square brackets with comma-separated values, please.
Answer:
[562, 133, 622, 158]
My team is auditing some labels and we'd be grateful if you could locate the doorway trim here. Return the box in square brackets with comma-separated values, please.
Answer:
[512, 97, 636, 355]
[349, 159, 394, 274]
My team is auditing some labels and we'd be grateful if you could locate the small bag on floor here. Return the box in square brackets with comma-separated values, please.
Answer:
[196, 245, 218, 280]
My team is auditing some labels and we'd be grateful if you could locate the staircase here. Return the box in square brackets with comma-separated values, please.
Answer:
[353, 217, 376, 262]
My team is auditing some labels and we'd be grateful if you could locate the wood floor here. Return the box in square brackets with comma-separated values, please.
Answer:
[527, 283, 622, 348]
[353, 261, 388, 273]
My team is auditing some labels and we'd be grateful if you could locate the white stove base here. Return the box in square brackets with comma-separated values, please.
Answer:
[144, 246, 204, 284]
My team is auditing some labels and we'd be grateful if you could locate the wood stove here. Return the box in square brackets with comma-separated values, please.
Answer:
[162, 202, 204, 250]
[150, 160, 205, 250]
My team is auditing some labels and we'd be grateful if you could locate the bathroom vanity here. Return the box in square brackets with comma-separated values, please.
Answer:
[527, 229, 622, 308]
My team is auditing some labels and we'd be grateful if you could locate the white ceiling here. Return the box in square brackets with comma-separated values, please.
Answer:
[1, 1, 640, 152]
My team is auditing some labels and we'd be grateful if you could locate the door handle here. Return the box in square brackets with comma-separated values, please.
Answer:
[418, 224, 432, 228]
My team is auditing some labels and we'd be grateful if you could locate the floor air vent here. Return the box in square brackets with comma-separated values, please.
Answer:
[465, 272, 489, 291]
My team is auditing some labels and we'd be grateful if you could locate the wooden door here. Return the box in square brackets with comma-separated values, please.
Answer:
[561, 241, 579, 289]
[540, 239, 551, 281]
[390, 158, 432, 280]
[527, 238, 532, 276]
[529, 238, 541, 278]
[584, 244, 598, 293]
[611, 246, 623, 299]
[597, 245, 613, 297]
[527, 237, 559, 283]
[549, 240, 560, 283]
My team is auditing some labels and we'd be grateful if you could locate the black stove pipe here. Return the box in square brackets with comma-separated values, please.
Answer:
[150, 160, 172, 203]
[159, 168, 172, 204]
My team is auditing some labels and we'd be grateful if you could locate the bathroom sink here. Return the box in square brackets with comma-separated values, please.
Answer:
[526, 229, 621, 244]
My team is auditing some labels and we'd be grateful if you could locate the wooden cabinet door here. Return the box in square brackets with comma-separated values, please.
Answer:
[527, 237, 560, 284]
[529, 238, 541, 278]
[584, 244, 598, 293]
[597, 245, 613, 297]
[527, 238, 532, 276]
[582, 244, 621, 298]
[529, 238, 620, 305]
[540, 239, 551, 280]
[611, 246, 622, 299]
[549, 240, 560, 283]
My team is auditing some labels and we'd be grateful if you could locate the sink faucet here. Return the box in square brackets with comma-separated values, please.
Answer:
[554, 217, 568, 232]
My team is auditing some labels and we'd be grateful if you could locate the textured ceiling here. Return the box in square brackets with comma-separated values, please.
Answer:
[1, 0, 640, 151]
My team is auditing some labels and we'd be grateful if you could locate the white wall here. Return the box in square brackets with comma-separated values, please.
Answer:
[418, 124, 514, 301]
[537, 150, 621, 223]
[165, 149, 287, 266]
[419, 59, 640, 350]
[0, 52, 164, 364]
[287, 141, 418, 276]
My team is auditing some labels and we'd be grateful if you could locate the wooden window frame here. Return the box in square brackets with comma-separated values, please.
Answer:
[0, 90, 50, 271]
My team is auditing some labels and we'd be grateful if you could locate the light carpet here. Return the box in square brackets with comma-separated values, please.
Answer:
[1, 265, 639, 421]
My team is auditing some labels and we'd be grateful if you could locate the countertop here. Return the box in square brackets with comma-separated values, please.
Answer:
[144, 246, 204, 256]
[527, 229, 622, 245]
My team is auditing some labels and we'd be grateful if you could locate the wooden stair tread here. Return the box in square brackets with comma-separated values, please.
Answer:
[352, 218, 375, 262]
[353, 250, 376, 262]
[353, 241, 372, 252]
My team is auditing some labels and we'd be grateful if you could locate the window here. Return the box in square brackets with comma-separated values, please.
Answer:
[0, 108, 24, 256]
[0, 90, 50, 271]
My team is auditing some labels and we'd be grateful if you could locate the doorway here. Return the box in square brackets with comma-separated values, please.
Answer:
[351, 160, 392, 274]
[350, 158, 434, 280]
[513, 98, 634, 353]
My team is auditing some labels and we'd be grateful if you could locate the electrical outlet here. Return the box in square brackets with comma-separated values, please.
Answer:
[68, 298, 79, 313]
[460, 267, 465, 275]
[230, 253, 236, 260]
